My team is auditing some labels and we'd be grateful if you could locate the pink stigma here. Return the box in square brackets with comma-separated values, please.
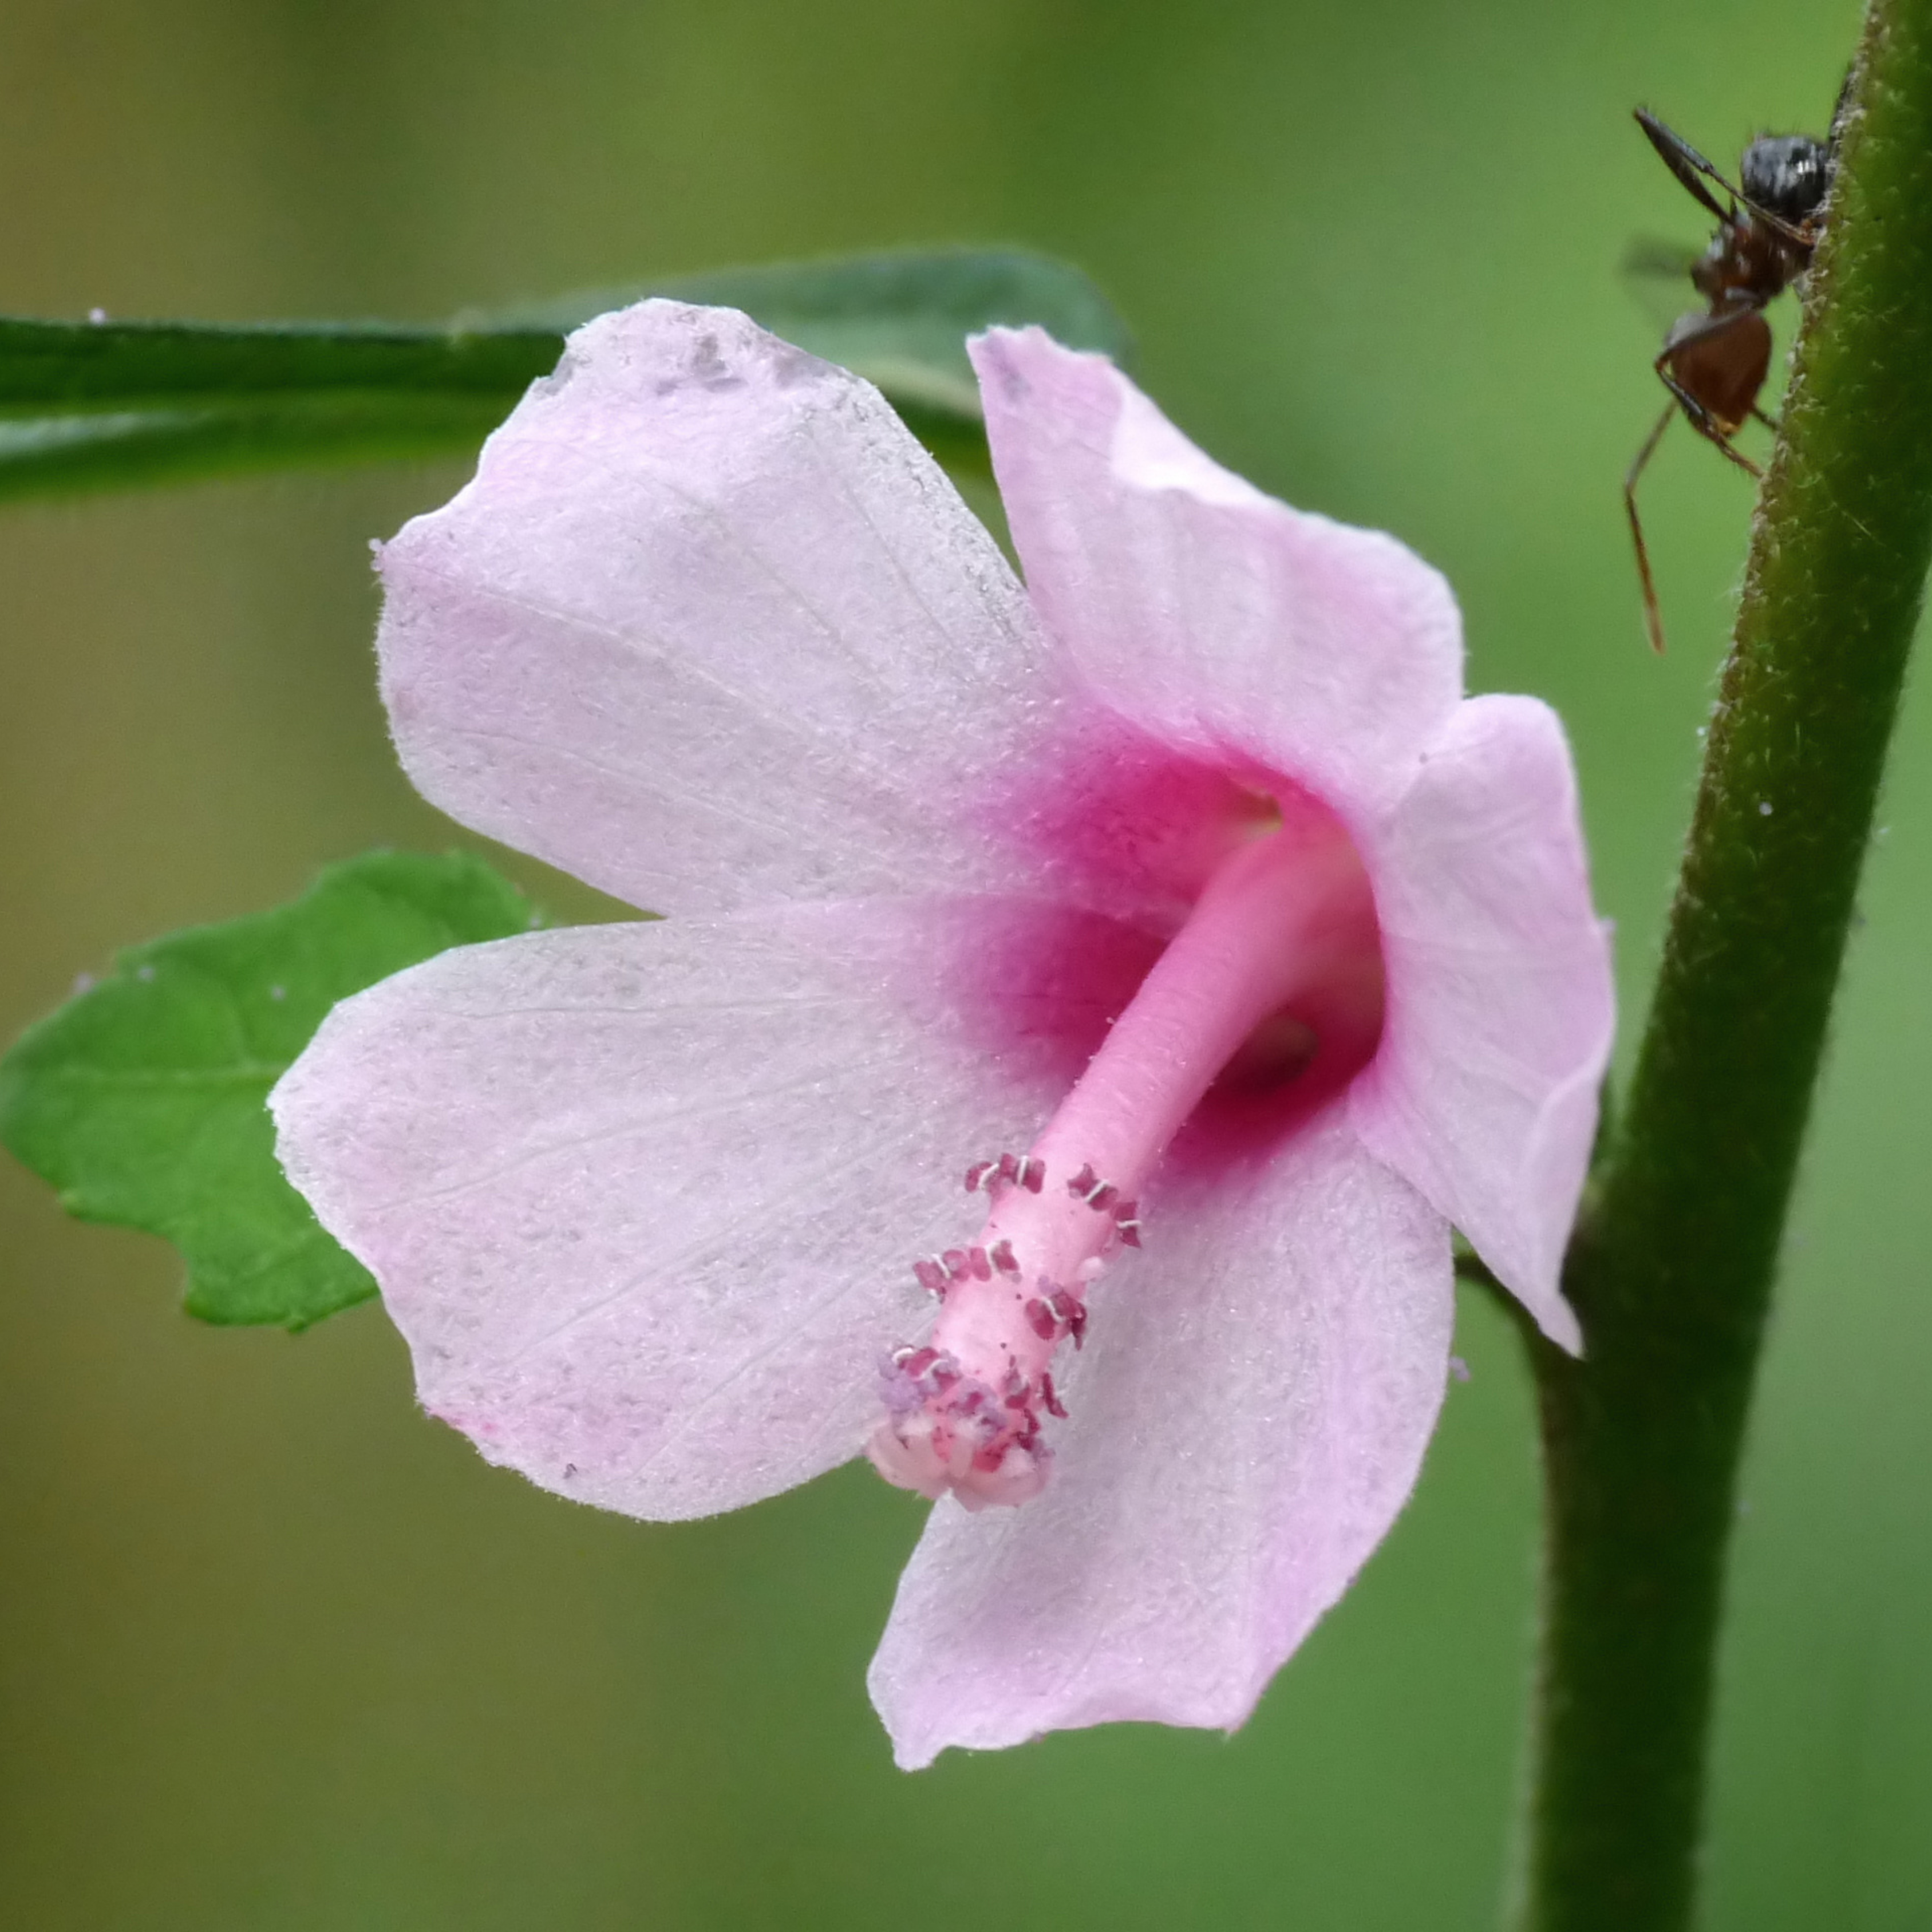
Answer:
[866, 794, 1385, 1510]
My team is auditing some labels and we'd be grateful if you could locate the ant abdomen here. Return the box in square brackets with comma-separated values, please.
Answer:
[1663, 310, 1772, 438]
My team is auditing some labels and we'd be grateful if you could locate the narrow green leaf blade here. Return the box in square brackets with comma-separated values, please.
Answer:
[0, 315, 561, 411]
[0, 850, 539, 1329]
[0, 249, 1127, 499]
[0, 393, 517, 501]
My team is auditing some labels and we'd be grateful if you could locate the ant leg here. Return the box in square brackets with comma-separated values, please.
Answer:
[1658, 370, 1763, 478]
[1624, 402, 1676, 655]
[1752, 404, 1782, 435]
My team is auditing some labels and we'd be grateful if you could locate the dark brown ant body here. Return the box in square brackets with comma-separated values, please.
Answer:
[1626, 109, 1835, 651]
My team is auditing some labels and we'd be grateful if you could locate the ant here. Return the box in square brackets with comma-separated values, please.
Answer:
[1625, 107, 1836, 652]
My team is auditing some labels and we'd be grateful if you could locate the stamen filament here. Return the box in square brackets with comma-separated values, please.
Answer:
[867, 797, 1382, 1509]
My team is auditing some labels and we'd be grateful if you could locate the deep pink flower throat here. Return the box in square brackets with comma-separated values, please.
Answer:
[867, 797, 1385, 1510]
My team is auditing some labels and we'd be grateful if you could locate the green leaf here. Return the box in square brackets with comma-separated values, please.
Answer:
[0, 393, 520, 501]
[0, 315, 561, 412]
[0, 248, 1127, 500]
[491, 248, 1133, 418]
[0, 850, 539, 1329]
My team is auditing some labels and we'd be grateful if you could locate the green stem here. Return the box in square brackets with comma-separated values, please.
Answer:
[1516, 7, 1932, 1928]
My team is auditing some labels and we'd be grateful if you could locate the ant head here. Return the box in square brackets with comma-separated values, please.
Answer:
[1740, 135, 1832, 225]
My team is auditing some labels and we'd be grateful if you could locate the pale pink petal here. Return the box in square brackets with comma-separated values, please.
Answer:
[970, 327, 1464, 826]
[1349, 695, 1614, 1350]
[270, 897, 1151, 1520]
[868, 1113, 1453, 1767]
[380, 301, 1058, 915]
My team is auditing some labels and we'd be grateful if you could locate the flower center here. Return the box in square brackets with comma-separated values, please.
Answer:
[865, 795, 1384, 1510]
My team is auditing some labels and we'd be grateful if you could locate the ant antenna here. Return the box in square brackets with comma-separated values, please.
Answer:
[1633, 109, 1816, 246]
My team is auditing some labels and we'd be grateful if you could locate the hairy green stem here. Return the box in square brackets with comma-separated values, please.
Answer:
[1515, 7, 1932, 1928]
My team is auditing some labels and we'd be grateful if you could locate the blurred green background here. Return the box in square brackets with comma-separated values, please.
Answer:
[2, 0, 1923, 1925]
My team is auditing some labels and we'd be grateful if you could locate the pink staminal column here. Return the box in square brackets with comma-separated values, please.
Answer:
[867, 792, 1386, 1510]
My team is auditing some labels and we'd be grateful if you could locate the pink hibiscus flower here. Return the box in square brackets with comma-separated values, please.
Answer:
[271, 301, 1613, 1768]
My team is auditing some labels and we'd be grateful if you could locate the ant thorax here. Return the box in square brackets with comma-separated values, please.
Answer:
[1690, 210, 1804, 312]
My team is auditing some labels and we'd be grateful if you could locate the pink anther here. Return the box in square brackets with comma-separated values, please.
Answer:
[1068, 1162, 1119, 1211]
[1021, 1286, 1089, 1348]
[1113, 1202, 1143, 1249]
[912, 1257, 950, 1296]
[1002, 1368, 1031, 1408]
[1041, 1372, 1068, 1420]
[966, 1152, 1045, 1195]
[989, 1239, 1019, 1276]
[1046, 1287, 1089, 1349]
